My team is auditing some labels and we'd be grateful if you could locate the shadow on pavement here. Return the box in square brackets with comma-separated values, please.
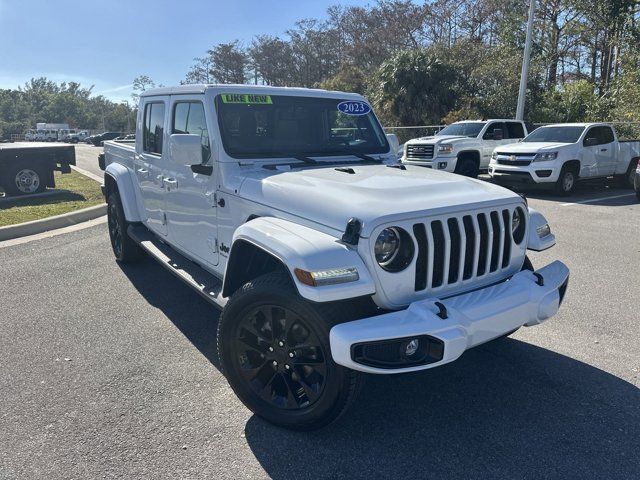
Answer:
[119, 256, 640, 479]
[118, 257, 222, 369]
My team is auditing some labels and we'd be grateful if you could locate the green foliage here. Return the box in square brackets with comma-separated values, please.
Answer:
[0, 77, 135, 138]
[369, 49, 457, 125]
[319, 64, 367, 94]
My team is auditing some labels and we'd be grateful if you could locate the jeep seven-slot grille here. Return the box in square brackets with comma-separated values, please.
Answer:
[406, 144, 434, 160]
[412, 209, 515, 292]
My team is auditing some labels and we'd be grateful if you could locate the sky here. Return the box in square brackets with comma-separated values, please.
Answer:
[0, 0, 366, 102]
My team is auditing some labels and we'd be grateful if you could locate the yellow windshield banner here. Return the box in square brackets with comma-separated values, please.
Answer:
[221, 93, 273, 104]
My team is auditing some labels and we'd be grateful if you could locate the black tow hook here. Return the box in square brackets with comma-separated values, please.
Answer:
[532, 272, 544, 286]
[434, 301, 448, 319]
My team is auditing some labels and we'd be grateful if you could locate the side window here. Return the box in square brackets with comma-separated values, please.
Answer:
[506, 122, 525, 139]
[483, 123, 505, 140]
[143, 102, 165, 155]
[599, 126, 614, 144]
[172, 102, 211, 163]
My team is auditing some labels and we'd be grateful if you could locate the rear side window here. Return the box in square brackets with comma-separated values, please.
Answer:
[506, 122, 525, 139]
[584, 126, 614, 146]
[172, 102, 211, 163]
[483, 122, 505, 140]
[143, 102, 165, 154]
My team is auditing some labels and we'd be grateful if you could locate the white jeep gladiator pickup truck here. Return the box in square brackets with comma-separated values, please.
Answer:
[101, 85, 568, 430]
[489, 123, 640, 195]
[401, 119, 528, 177]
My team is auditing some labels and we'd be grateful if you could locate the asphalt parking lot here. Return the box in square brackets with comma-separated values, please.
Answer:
[0, 172, 639, 479]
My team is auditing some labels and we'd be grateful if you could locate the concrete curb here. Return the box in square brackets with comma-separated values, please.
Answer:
[0, 203, 107, 241]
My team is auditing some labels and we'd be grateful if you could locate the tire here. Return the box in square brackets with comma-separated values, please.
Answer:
[4, 165, 46, 196]
[555, 164, 577, 195]
[455, 157, 479, 178]
[107, 191, 144, 263]
[217, 272, 363, 430]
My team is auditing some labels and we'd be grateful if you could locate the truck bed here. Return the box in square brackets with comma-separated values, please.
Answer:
[103, 140, 135, 171]
[0, 142, 76, 165]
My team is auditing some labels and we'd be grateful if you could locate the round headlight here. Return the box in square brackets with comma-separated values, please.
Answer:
[375, 227, 414, 272]
[512, 207, 526, 244]
[375, 228, 400, 265]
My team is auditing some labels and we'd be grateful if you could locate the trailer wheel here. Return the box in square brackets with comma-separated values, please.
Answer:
[5, 166, 46, 196]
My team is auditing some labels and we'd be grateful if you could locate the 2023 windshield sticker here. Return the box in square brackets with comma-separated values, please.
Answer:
[337, 100, 371, 116]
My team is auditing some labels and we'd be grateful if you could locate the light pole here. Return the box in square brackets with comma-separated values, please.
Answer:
[516, 0, 536, 120]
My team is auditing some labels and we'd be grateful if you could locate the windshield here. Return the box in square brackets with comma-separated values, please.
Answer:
[216, 94, 389, 159]
[436, 122, 485, 137]
[523, 126, 584, 143]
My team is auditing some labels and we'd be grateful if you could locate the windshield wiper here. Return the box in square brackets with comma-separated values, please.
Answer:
[354, 153, 383, 163]
[293, 155, 319, 165]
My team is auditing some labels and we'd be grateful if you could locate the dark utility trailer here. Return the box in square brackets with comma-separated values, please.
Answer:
[0, 143, 76, 196]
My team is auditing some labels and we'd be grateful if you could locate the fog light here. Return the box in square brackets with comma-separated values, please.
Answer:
[438, 162, 448, 169]
[404, 339, 419, 356]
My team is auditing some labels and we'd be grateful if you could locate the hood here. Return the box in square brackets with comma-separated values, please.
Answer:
[409, 135, 468, 144]
[496, 141, 572, 153]
[239, 164, 521, 237]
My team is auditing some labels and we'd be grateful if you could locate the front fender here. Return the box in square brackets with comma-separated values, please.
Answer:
[228, 217, 376, 303]
[105, 163, 142, 222]
[527, 207, 556, 251]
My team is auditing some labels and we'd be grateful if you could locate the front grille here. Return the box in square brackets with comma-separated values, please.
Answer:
[406, 144, 434, 160]
[497, 159, 531, 166]
[412, 209, 519, 292]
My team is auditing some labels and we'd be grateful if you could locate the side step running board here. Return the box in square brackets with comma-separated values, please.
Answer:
[127, 224, 227, 309]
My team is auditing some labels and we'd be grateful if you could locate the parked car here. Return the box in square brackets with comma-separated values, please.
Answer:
[401, 119, 528, 178]
[0, 143, 75, 195]
[68, 131, 90, 143]
[91, 132, 123, 146]
[489, 123, 640, 195]
[102, 85, 569, 430]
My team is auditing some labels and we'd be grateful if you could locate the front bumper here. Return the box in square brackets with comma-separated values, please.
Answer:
[489, 161, 560, 184]
[330, 260, 569, 374]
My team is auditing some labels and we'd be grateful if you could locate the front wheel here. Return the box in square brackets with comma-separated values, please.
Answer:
[455, 158, 479, 178]
[217, 272, 362, 430]
[555, 165, 577, 195]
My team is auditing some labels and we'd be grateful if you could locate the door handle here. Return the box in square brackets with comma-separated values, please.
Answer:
[600, 148, 608, 152]
[137, 168, 149, 174]
[164, 178, 178, 188]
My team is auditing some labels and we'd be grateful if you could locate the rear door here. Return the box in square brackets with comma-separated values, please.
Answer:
[594, 126, 616, 176]
[164, 96, 219, 267]
[134, 97, 169, 235]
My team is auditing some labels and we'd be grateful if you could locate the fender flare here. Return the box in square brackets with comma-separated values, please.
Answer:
[527, 207, 556, 251]
[104, 163, 142, 222]
[225, 217, 376, 303]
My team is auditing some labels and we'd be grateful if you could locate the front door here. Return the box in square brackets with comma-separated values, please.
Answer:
[134, 98, 168, 235]
[164, 97, 219, 267]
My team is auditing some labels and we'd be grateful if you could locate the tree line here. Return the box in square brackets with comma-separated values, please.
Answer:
[180, 0, 640, 135]
[0, 78, 135, 139]
[1, 0, 638, 140]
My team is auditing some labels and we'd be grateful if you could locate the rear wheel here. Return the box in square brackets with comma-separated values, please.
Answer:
[218, 272, 362, 430]
[555, 164, 577, 195]
[4, 165, 46, 196]
[107, 191, 144, 263]
[617, 160, 637, 189]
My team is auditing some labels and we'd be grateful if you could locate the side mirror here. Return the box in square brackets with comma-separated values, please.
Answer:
[493, 128, 503, 141]
[584, 137, 598, 147]
[169, 134, 203, 166]
[386, 133, 400, 157]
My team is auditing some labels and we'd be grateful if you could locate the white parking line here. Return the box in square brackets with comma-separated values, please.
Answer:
[561, 193, 636, 207]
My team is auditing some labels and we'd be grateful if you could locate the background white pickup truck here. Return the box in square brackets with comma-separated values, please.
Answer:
[401, 119, 528, 177]
[489, 123, 640, 194]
